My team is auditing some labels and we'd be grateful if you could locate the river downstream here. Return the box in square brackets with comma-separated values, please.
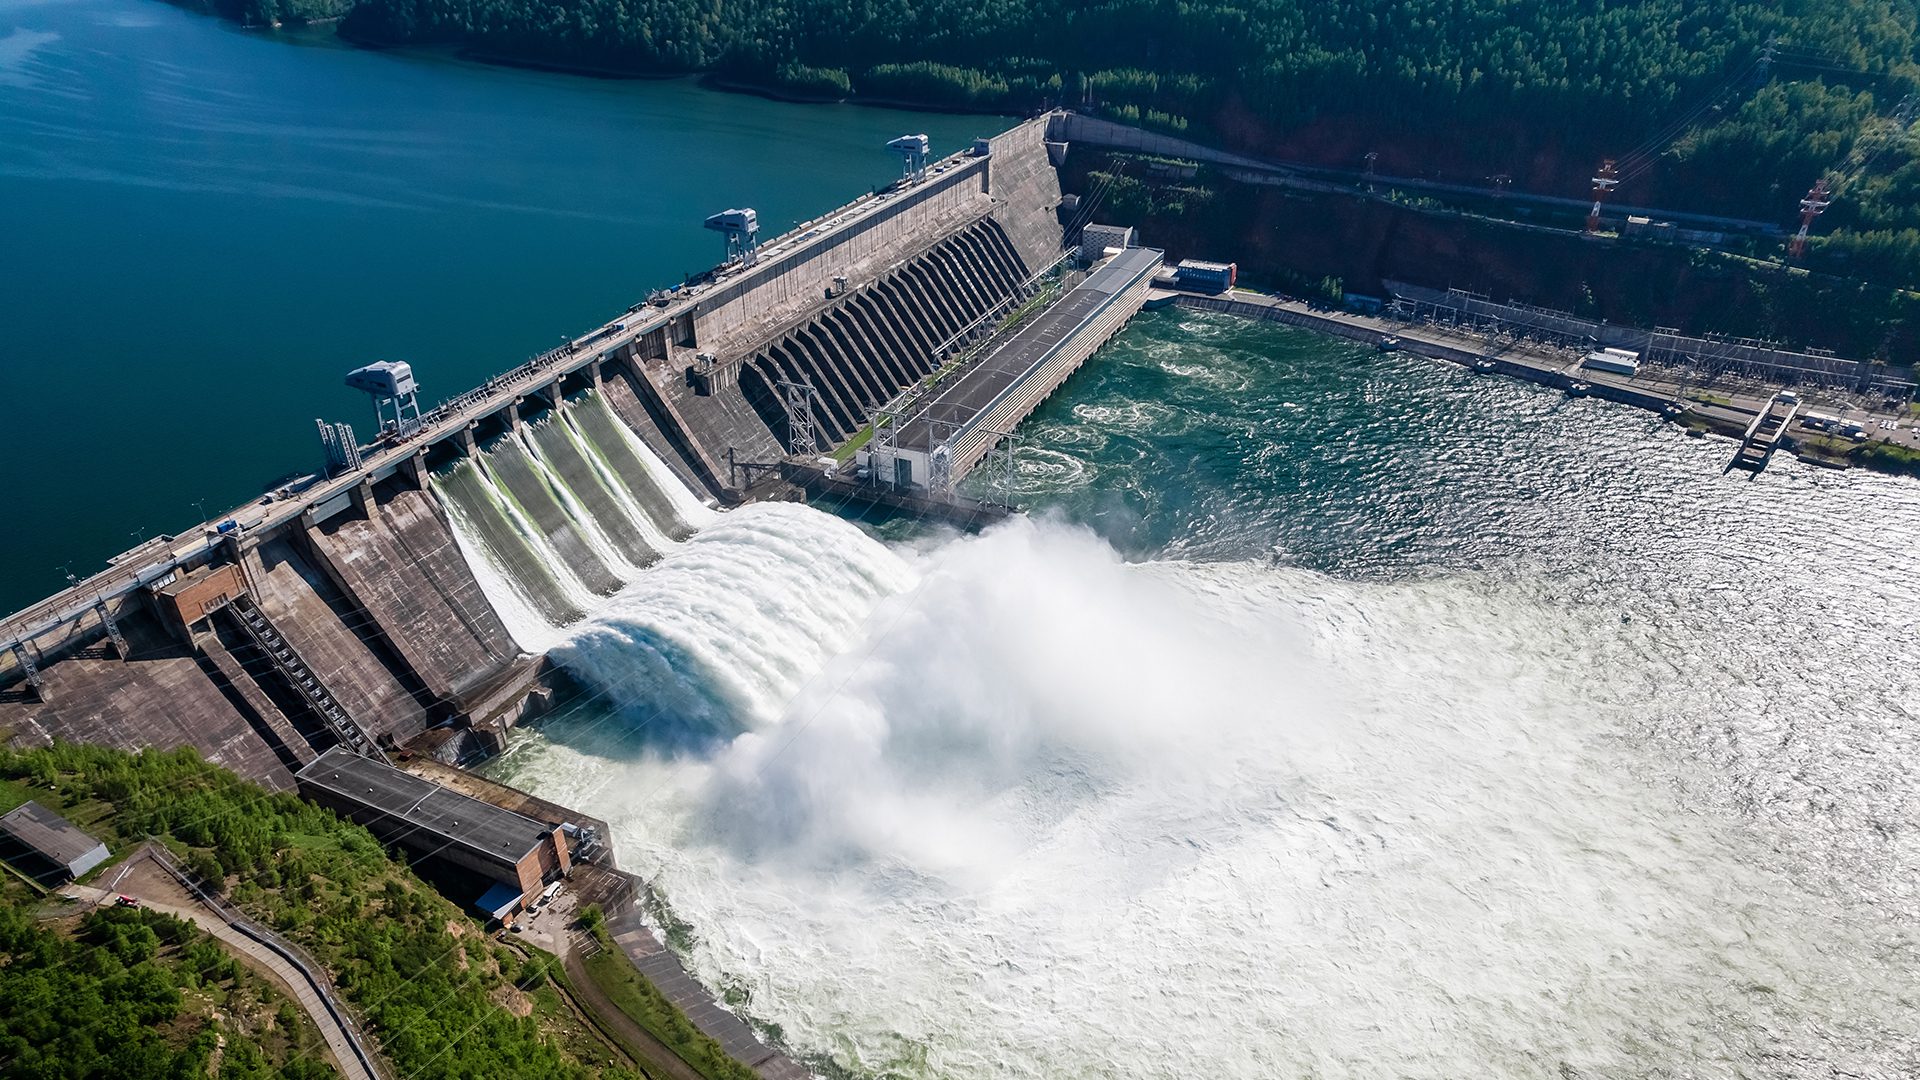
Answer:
[487, 310, 1920, 1079]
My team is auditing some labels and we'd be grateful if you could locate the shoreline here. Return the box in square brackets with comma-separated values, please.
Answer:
[1171, 289, 1920, 480]
[310, 19, 1014, 117]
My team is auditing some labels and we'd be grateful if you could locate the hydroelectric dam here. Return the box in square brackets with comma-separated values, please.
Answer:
[0, 113, 1153, 793]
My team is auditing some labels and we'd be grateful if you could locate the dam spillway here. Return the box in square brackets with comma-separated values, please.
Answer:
[0, 115, 1073, 789]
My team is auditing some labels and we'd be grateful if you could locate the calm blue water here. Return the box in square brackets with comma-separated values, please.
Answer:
[0, 0, 989, 609]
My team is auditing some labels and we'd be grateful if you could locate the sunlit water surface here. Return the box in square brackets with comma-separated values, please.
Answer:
[489, 311, 1919, 1078]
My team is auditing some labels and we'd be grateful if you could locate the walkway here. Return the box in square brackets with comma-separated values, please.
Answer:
[72, 847, 382, 1080]
[1176, 289, 1919, 457]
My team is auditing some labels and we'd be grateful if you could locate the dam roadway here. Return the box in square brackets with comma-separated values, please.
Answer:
[872, 246, 1163, 492]
[0, 115, 1066, 700]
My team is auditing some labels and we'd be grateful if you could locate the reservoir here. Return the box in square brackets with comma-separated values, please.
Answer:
[0, 0, 986, 611]
[4, 3, 1917, 1078]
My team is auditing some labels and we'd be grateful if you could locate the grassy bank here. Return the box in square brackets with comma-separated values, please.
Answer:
[577, 908, 757, 1080]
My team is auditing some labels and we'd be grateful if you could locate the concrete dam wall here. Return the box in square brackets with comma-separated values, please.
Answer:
[0, 116, 1071, 787]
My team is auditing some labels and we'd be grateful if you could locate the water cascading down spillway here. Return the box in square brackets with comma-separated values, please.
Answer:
[435, 390, 714, 638]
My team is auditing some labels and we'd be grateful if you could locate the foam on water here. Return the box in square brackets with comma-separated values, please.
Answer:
[496, 513, 1916, 1079]
[551, 502, 914, 743]
[476, 311, 1920, 1078]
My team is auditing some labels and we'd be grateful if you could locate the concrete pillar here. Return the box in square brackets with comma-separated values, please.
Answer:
[767, 340, 853, 442]
[826, 311, 902, 399]
[865, 285, 935, 373]
[508, 399, 525, 433]
[589, 359, 605, 389]
[778, 335, 861, 437]
[978, 221, 1031, 284]
[348, 477, 376, 518]
[458, 422, 478, 457]
[835, 306, 912, 392]
[960, 226, 1021, 294]
[399, 449, 430, 492]
[803, 321, 881, 408]
[834, 303, 893, 388]
[921, 255, 978, 334]
[900, 263, 962, 338]
[878, 277, 944, 359]
[930, 242, 991, 319]
[947, 238, 998, 312]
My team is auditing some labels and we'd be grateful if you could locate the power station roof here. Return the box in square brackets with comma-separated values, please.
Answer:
[0, 800, 110, 877]
[295, 748, 552, 867]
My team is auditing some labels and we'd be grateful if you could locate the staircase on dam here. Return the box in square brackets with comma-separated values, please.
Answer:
[225, 595, 384, 760]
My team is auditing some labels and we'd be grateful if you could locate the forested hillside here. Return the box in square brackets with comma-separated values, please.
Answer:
[322, 0, 1920, 274]
[0, 746, 641, 1080]
[0, 900, 338, 1079]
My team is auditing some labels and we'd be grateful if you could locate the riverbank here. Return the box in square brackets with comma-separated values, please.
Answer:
[1171, 288, 1920, 479]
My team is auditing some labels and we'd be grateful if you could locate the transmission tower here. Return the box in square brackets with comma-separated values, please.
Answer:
[776, 379, 820, 457]
[1586, 159, 1619, 234]
[1788, 179, 1832, 259]
[981, 429, 1020, 509]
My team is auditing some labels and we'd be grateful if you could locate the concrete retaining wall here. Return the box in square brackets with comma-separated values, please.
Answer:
[0, 610, 295, 789]
[0, 117, 1077, 784]
[305, 487, 521, 705]
[245, 537, 430, 742]
[988, 117, 1070, 272]
[693, 160, 993, 358]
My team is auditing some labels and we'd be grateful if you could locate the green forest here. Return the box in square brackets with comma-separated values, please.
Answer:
[241, 0, 1913, 287]
[0, 745, 646, 1080]
[0, 899, 338, 1080]
[167, 0, 1920, 291]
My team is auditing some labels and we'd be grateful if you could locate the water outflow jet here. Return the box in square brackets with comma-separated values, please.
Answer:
[491, 516, 1920, 1080]
[436, 389, 713, 647]
[552, 502, 914, 745]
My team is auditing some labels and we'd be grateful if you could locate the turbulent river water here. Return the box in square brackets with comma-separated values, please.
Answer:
[475, 310, 1920, 1079]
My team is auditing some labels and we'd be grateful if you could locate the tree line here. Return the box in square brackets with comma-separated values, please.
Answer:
[167, 0, 1920, 289]
[0, 745, 643, 1080]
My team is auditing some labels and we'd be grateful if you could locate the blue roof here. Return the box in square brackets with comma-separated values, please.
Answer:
[474, 881, 523, 918]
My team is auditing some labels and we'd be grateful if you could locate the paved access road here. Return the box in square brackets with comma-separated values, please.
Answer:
[72, 850, 380, 1080]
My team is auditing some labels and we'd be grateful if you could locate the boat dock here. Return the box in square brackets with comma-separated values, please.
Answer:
[1728, 391, 1801, 473]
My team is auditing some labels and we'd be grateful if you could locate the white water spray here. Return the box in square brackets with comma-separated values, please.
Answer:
[432, 381, 1914, 1079]
[437, 390, 717, 646]
[495, 515, 1916, 1080]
